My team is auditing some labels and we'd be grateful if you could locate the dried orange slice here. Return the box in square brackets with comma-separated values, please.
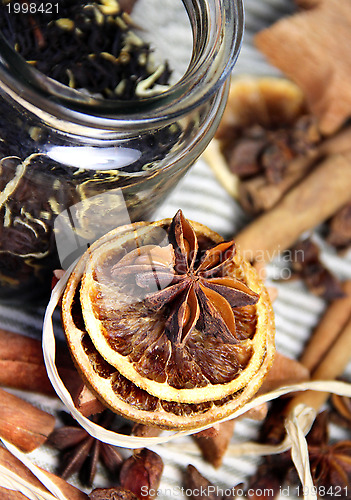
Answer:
[62, 211, 275, 429]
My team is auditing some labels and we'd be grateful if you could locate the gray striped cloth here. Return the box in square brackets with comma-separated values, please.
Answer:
[1, 0, 351, 498]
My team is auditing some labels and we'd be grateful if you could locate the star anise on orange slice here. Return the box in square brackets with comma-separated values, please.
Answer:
[62, 211, 275, 429]
[112, 210, 259, 347]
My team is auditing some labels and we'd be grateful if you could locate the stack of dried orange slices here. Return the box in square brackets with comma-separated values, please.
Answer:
[61, 210, 275, 430]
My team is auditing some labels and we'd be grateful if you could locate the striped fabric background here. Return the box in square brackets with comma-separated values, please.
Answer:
[1, 0, 351, 498]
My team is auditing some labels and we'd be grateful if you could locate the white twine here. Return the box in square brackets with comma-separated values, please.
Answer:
[285, 405, 317, 500]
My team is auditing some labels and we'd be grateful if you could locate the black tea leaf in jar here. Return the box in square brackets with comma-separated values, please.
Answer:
[0, 0, 244, 304]
[0, 0, 172, 100]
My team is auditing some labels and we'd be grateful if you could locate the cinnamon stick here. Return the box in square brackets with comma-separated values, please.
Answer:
[255, 0, 351, 135]
[287, 313, 351, 412]
[299, 280, 351, 372]
[0, 446, 88, 499]
[0, 328, 80, 396]
[0, 488, 26, 499]
[235, 152, 351, 263]
[0, 388, 55, 452]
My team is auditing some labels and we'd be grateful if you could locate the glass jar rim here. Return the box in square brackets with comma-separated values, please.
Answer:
[0, 0, 244, 133]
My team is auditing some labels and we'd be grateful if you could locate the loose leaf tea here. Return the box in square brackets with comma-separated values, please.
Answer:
[0, 0, 171, 99]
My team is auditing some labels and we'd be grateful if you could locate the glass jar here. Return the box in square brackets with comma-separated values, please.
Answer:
[0, 0, 243, 304]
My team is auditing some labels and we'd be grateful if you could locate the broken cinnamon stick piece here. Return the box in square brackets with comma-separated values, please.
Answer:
[194, 424, 220, 439]
[192, 420, 235, 468]
[184, 464, 222, 500]
[235, 152, 351, 263]
[73, 383, 106, 417]
[0, 388, 55, 452]
[259, 352, 310, 394]
[0, 446, 88, 499]
[299, 280, 351, 372]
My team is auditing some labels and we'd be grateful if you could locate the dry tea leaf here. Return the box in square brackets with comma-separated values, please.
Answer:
[119, 0, 139, 13]
[256, 0, 351, 134]
[295, 0, 321, 8]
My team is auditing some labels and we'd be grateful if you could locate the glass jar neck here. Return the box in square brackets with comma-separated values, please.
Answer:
[0, 0, 243, 138]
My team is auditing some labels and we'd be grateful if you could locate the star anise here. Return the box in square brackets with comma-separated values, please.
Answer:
[48, 410, 123, 487]
[301, 411, 351, 494]
[112, 210, 259, 347]
[225, 115, 320, 185]
[289, 238, 345, 301]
